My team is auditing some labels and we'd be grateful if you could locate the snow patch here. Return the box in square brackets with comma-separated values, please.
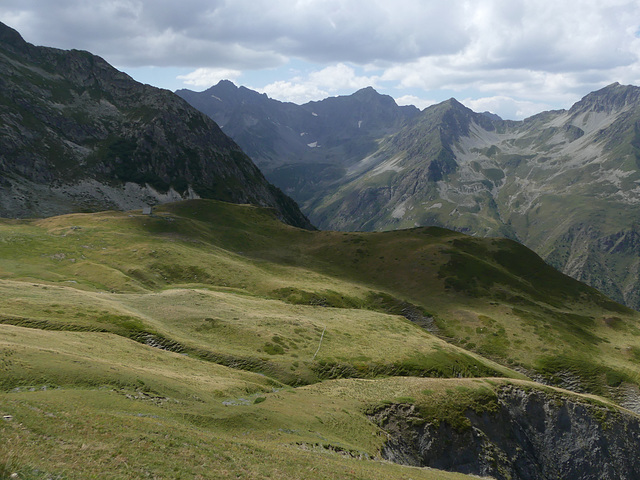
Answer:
[391, 201, 407, 219]
[371, 155, 405, 175]
[307, 142, 319, 148]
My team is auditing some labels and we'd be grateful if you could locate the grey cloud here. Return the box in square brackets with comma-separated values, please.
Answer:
[0, 0, 473, 67]
[1, 0, 640, 105]
[466, 1, 640, 73]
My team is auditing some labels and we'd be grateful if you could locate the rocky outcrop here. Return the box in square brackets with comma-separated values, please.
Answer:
[370, 386, 640, 480]
[546, 225, 640, 308]
[0, 22, 312, 229]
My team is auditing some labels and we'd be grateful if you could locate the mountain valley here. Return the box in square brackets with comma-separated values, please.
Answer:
[179, 82, 640, 310]
[2, 20, 640, 480]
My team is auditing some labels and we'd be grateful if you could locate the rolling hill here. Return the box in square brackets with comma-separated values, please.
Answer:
[3, 20, 640, 479]
[1, 199, 640, 478]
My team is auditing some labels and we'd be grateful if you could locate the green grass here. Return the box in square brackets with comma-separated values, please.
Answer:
[0, 325, 493, 480]
[1, 199, 639, 389]
[0, 280, 517, 386]
[0, 334, 622, 480]
[1, 199, 640, 477]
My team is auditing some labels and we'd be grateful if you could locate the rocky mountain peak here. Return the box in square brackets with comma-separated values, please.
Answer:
[444, 97, 465, 108]
[0, 21, 28, 53]
[184, 80, 272, 109]
[304, 86, 417, 116]
[195, 80, 238, 99]
[351, 86, 390, 100]
[569, 82, 640, 114]
[350, 86, 411, 113]
[214, 79, 237, 90]
[0, 22, 313, 229]
[415, 96, 495, 138]
[420, 97, 474, 120]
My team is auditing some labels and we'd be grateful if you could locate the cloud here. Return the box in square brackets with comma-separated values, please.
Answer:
[1, 0, 466, 67]
[394, 95, 437, 111]
[177, 68, 242, 87]
[307, 63, 378, 91]
[10, 0, 638, 73]
[2, 0, 640, 118]
[256, 63, 378, 103]
[0, 0, 287, 68]
[258, 81, 329, 105]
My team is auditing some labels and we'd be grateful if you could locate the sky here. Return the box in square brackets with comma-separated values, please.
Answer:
[2, 0, 640, 119]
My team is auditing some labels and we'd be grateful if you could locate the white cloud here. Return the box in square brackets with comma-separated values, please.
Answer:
[394, 95, 437, 111]
[177, 68, 242, 87]
[256, 63, 378, 103]
[258, 80, 329, 104]
[308, 63, 378, 91]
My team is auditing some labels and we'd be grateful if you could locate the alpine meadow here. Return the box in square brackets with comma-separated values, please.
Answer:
[2, 14, 640, 480]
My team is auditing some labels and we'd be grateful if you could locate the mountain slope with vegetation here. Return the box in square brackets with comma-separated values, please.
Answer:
[2, 199, 640, 478]
[182, 81, 640, 310]
[312, 83, 640, 309]
[0, 22, 311, 229]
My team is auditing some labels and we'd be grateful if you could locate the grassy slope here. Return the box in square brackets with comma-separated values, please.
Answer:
[0, 326, 621, 480]
[0, 326, 476, 480]
[1, 199, 640, 478]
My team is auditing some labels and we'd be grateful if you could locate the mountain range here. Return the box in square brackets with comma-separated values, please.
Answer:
[178, 81, 640, 310]
[4, 20, 640, 479]
[0, 22, 311, 229]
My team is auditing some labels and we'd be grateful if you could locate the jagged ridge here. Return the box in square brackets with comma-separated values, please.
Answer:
[0, 22, 312, 229]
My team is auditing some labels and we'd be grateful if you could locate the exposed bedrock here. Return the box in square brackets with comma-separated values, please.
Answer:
[369, 386, 640, 480]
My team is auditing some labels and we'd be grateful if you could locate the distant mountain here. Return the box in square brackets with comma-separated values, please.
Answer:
[0, 22, 312, 229]
[313, 83, 640, 309]
[181, 81, 640, 310]
[176, 81, 419, 204]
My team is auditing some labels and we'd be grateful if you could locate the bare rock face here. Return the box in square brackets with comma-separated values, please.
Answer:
[0, 22, 312, 229]
[370, 386, 640, 480]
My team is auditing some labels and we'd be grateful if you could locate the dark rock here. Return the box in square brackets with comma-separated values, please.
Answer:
[370, 386, 640, 480]
[0, 21, 312, 229]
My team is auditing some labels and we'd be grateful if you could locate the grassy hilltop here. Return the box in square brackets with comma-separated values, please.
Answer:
[1, 199, 640, 478]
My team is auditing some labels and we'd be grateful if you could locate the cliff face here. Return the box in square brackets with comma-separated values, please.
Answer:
[0, 22, 312, 229]
[370, 386, 640, 480]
